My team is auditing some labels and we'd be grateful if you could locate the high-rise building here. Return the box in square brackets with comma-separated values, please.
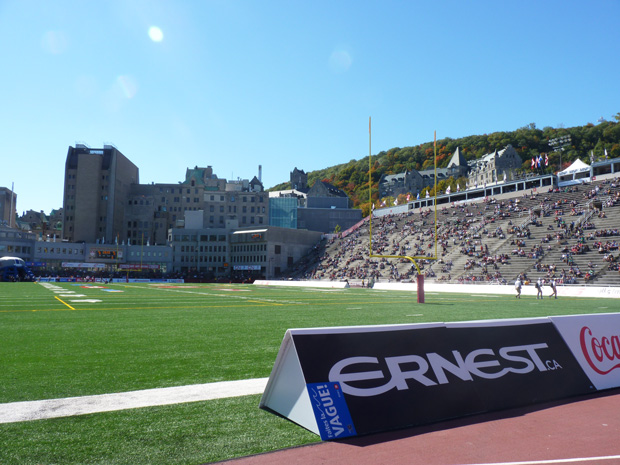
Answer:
[0, 187, 17, 228]
[62, 144, 139, 243]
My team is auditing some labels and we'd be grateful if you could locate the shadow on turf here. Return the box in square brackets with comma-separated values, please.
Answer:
[338, 387, 620, 448]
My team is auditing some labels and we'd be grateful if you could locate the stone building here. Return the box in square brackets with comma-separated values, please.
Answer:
[125, 166, 268, 246]
[290, 167, 308, 190]
[467, 145, 522, 188]
[379, 147, 470, 197]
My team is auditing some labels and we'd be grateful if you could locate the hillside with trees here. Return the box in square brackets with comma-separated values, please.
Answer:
[270, 114, 620, 217]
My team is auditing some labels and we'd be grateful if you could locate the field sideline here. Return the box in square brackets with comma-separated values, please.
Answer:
[0, 281, 617, 465]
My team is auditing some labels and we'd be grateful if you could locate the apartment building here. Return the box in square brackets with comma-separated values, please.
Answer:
[62, 144, 139, 243]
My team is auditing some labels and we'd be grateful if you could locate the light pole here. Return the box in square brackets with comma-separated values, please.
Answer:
[549, 135, 571, 172]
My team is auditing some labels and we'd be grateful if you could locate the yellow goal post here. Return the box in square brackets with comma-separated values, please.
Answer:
[368, 117, 438, 275]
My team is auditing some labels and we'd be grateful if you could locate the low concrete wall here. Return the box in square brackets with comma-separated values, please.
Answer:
[373, 282, 620, 299]
[254, 279, 620, 298]
[254, 280, 349, 289]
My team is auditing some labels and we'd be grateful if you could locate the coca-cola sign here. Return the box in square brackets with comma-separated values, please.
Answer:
[551, 313, 620, 390]
[580, 326, 620, 375]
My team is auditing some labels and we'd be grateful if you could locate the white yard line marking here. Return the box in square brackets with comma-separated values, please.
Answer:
[137, 284, 303, 305]
[467, 455, 620, 464]
[0, 378, 268, 424]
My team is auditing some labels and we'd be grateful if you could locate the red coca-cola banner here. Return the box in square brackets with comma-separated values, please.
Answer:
[551, 313, 620, 390]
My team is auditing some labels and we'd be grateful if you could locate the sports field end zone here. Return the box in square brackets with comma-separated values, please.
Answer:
[1, 282, 619, 464]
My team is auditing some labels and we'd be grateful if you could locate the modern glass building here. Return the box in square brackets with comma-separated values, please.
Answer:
[269, 197, 298, 229]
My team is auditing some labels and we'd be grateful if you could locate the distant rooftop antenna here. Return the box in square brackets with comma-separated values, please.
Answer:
[258, 165, 262, 182]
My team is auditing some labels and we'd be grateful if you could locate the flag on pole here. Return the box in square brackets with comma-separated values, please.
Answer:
[446, 185, 451, 194]
[406, 194, 411, 202]
[545, 154, 549, 166]
[394, 199, 398, 206]
[416, 192, 420, 200]
[426, 191, 430, 198]
[605, 148, 608, 159]
[457, 184, 460, 192]
[531, 157, 535, 169]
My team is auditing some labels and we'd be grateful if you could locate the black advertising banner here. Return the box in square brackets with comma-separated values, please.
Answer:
[281, 320, 593, 438]
[293, 325, 485, 435]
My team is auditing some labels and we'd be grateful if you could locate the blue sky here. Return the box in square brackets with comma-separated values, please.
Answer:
[1, 0, 619, 214]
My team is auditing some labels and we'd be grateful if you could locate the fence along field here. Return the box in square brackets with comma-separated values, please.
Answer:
[0, 281, 617, 464]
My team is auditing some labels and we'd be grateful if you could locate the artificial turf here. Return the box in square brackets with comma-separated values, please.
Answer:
[0, 281, 615, 464]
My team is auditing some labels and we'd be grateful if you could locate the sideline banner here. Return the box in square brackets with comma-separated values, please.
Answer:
[260, 317, 601, 440]
[551, 313, 620, 390]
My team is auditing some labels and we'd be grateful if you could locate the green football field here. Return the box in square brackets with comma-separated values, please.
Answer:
[0, 281, 615, 464]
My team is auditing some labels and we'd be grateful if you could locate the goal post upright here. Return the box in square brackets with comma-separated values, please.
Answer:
[367, 117, 438, 303]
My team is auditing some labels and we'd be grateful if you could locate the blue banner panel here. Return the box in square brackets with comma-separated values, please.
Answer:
[306, 382, 356, 440]
[292, 322, 592, 437]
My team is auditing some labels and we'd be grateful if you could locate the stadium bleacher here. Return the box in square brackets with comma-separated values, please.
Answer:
[284, 175, 620, 288]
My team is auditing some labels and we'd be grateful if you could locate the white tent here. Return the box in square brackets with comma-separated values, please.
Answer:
[559, 159, 590, 176]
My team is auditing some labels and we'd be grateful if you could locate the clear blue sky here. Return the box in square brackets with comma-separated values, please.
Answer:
[1, 0, 619, 214]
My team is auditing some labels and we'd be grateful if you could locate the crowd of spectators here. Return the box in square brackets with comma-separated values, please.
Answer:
[300, 176, 620, 286]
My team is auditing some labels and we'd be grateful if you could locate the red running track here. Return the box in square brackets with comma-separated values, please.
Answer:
[220, 388, 620, 465]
